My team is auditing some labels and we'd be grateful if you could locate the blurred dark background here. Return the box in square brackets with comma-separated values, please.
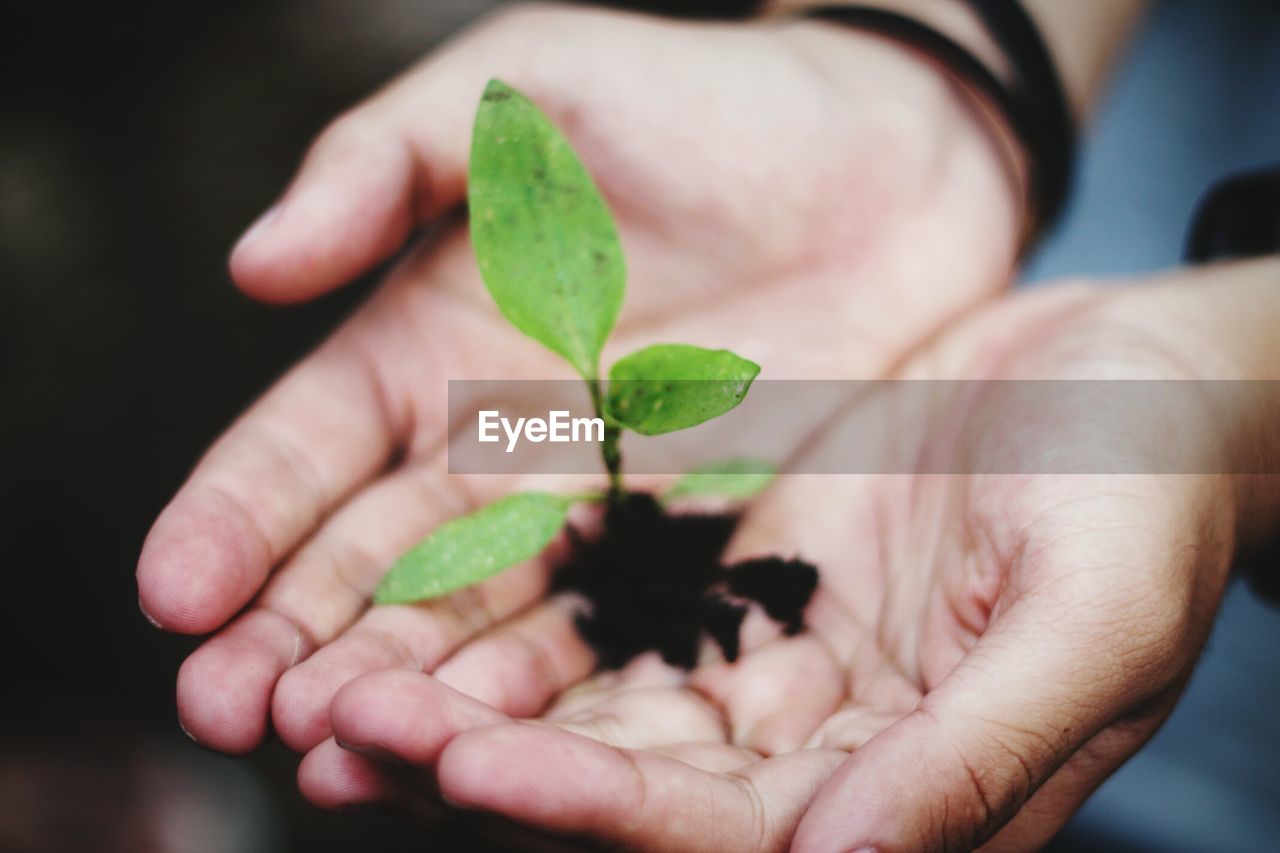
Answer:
[3, 0, 1277, 851]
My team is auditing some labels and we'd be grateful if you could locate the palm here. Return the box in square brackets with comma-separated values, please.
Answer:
[285, 471, 961, 851]
[136, 2, 1021, 759]
[383, 6, 1021, 377]
[292, 283, 1233, 852]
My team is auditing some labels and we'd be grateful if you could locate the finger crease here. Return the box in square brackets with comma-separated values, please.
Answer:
[726, 771, 770, 852]
[507, 628, 562, 698]
[320, 534, 384, 604]
[369, 627, 425, 671]
[257, 602, 319, 666]
[349, 332, 414, 460]
[202, 480, 278, 566]
[251, 420, 331, 532]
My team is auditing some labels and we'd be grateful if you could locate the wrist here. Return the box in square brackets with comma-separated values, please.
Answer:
[764, 1, 1146, 119]
[760, 0, 1011, 79]
[1105, 258, 1280, 550]
[1018, 0, 1148, 119]
[761, 11, 1027, 256]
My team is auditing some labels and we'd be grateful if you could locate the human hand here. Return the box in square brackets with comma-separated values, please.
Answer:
[294, 258, 1280, 851]
[136, 2, 1024, 754]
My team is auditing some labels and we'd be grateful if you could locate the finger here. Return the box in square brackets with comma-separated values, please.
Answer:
[227, 55, 473, 303]
[269, 546, 551, 752]
[651, 741, 762, 773]
[688, 635, 845, 755]
[793, 591, 1185, 853]
[137, 327, 407, 635]
[804, 704, 906, 752]
[297, 737, 402, 812]
[271, 474, 602, 751]
[325, 672, 749, 807]
[723, 474, 891, 636]
[432, 595, 597, 716]
[544, 651, 687, 717]
[300, 740, 591, 853]
[305, 740, 762, 804]
[174, 460, 475, 752]
[328, 670, 511, 766]
[279, 581, 581, 747]
[329, 668, 724, 762]
[550, 687, 727, 750]
[802, 640, 922, 752]
[981, 711, 1166, 852]
[717, 474, 896, 679]
[437, 724, 846, 852]
[228, 113, 429, 305]
[226, 3, 585, 304]
[323, 672, 839, 850]
[175, 608, 304, 754]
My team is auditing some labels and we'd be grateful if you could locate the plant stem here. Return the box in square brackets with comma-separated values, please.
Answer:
[588, 377, 624, 497]
[602, 424, 623, 496]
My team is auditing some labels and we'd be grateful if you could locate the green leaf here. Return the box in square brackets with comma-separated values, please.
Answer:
[468, 79, 625, 380]
[606, 344, 760, 435]
[664, 458, 777, 502]
[373, 492, 576, 604]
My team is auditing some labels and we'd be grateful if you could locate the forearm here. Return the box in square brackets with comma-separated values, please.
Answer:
[1109, 257, 1280, 551]
[1021, 0, 1147, 117]
[761, 0, 1148, 118]
[1183, 259, 1280, 552]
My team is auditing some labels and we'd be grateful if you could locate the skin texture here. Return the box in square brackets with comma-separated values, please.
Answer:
[296, 259, 1280, 852]
[766, 0, 1150, 117]
[138, 4, 1020, 754]
[134, 3, 1280, 849]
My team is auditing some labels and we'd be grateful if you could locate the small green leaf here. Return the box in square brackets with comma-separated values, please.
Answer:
[664, 458, 777, 502]
[373, 492, 576, 604]
[468, 79, 625, 380]
[606, 344, 760, 435]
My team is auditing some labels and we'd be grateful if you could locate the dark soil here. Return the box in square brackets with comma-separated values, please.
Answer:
[552, 492, 819, 669]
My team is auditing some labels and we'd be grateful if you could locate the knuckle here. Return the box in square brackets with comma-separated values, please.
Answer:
[916, 707, 1043, 851]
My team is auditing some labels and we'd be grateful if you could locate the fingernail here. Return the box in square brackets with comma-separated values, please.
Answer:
[334, 736, 367, 754]
[337, 737, 405, 765]
[438, 791, 476, 811]
[233, 202, 282, 254]
[178, 717, 199, 745]
[288, 623, 304, 667]
[138, 596, 163, 629]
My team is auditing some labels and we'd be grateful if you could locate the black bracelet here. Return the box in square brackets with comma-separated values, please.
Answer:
[1185, 163, 1280, 263]
[796, 3, 1075, 243]
[961, 0, 1076, 233]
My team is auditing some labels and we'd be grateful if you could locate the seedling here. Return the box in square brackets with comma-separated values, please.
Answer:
[373, 81, 816, 665]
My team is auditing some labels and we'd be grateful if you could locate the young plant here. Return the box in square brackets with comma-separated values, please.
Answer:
[374, 80, 774, 606]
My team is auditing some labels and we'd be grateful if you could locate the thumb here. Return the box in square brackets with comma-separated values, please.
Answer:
[228, 15, 519, 304]
[228, 101, 453, 304]
[792, 591, 1181, 853]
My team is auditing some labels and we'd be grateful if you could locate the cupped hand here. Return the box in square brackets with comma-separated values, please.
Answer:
[136, 3, 1022, 754]
[294, 259, 1280, 851]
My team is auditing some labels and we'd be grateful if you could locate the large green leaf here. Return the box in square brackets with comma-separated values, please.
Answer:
[664, 458, 777, 502]
[468, 79, 625, 380]
[373, 492, 576, 604]
[606, 344, 760, 435]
